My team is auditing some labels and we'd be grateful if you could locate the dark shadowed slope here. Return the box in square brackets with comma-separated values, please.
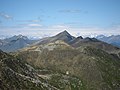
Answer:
[69, 37, 120, 53]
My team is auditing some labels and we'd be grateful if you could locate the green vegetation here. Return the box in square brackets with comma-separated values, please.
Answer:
[17, 45, 120, 90]
[84, 47, 120, 90]
[0, 50, 85, 90]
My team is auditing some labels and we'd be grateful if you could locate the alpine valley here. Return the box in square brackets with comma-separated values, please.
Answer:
[0, 31, 120, 90]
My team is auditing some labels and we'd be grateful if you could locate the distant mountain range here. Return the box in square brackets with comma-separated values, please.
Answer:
[1, 30, 120, 90]
[32, 30, 120, 54]
[96, 35, 120, 47]
[0, 31, 120, 52]
[0, 34, 36, 52]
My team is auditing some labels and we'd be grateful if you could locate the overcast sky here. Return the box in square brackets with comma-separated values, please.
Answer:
[0, 0, 120, 38]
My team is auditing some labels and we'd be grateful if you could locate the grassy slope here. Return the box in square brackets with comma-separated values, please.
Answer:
[0, 50, 86, 90]
[17, 46, 120, 90]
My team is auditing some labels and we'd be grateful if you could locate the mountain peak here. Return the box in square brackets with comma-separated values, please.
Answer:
[84, 37, 99, 42]
[16, 34, 28, 39]
[53, 30, 75, 42]
[51, 30, 76, 44]
[36, 30, 75, 45]
[77, 36, 83, 39]
[55, 30, 73, 38]
[63, 30, 69, 33]
[8, 35, 29, 41]
[59, 30, 70, 35]
[17, 34, 23, 37]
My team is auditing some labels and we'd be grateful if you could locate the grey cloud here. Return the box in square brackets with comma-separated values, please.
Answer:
[0, 12, 13, 20]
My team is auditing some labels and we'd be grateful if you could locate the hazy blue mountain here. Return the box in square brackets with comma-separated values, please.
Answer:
[0, 35, 36, 52]
[96, 35, 120, 47]
[0, 39, 4, 46]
